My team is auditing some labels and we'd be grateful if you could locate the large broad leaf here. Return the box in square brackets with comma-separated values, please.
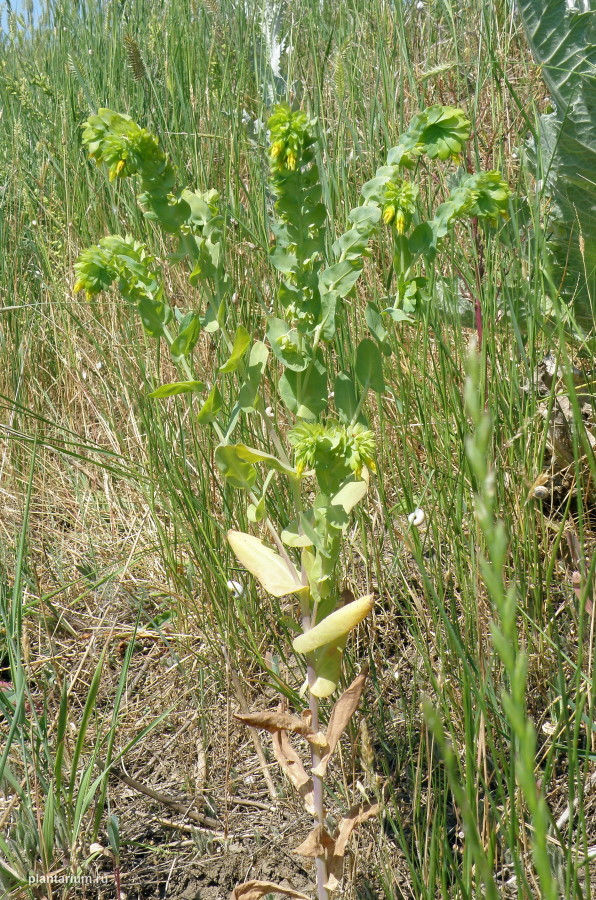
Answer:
[355, 338, 385, 394]
[214, 446, 257, 490]
[278, 351, 327, 420]
[331, 471, 369, 514]
[227, 530, 307, 598]
[518, 0, 596, 325]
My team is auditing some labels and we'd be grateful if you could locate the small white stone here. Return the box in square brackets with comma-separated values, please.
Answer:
[89, 843, 104, 855]
[31, 220, 37, 226]
[408, 507, 425, 527]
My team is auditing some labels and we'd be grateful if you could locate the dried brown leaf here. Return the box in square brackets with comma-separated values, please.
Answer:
[312, 665, 369, 778]
[271, 727, 315, 815]
[325, 801, 380, 893]
[235, 709, 315, 738]
[230, 881, 312, 900]
[293, 825, 335, 858]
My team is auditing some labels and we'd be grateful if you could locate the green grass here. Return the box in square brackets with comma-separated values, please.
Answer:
[1, 0, 595, 897]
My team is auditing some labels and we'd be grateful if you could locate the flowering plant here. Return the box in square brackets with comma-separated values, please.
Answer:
[75, 102, 511, 900]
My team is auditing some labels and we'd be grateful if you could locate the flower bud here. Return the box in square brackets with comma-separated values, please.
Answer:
[270, 139, 284, 160]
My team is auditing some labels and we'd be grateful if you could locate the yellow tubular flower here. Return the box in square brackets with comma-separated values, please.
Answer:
[383, 204, 395, 225]
[270, 139, 284, 160]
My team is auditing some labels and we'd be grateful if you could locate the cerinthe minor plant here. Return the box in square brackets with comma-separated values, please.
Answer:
[74, 104, 510, 899]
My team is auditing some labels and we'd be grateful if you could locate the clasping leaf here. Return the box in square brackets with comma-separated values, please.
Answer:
[227, 530, 307, 598]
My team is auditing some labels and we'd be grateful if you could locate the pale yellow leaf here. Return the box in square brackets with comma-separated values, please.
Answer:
[227, 530, 306, 597]
[293, 595, 374, 654]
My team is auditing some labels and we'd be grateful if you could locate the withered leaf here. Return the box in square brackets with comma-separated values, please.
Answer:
[271, 727, 315, 815]
[235, 710, 327, 750]
[230, 881, 312, 900]
[235, 709, 316, 738]
[293, 824, 335, 858]
[325, 800, 380, 893]
[312, 665, 369, 778]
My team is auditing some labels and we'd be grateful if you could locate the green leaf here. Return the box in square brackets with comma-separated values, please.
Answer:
[409, 222, 438, 259]
[267, 317, 310, 371]
[201, 302, 221, 333]
[247, 497, 267, 523]
[219, 325, 251, 373]
[270, 245, 298, 275]
[319, 259, 361, 298]
[364, 303, 392, 356]
[148, 380, 205, 398]
[348, 205, 382, 227]
[170, 313, 200, 360]
[232, 444, 297, 478]
[279, 351, 327, 420]
[319, 290, 338, 342]
[331, 473, 369, 514]
[332, 227, 371, 261]
[214, 445, 257, 490]
[281, 518, 315, 548]
[137, 295, 172, 337]
[197, 384, 223, 424]
[237, 341, 269, 412]
[355, 338, 385, 394]
[385, 307, 413, 324]
[42, 787, 55, 866]
[334, 373, 364, 425]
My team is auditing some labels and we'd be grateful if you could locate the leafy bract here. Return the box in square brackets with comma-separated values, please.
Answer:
[215, 446, 257, 490]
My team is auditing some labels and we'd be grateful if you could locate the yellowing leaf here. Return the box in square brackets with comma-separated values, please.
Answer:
[227, 531, 306, 598]
[293, 594, 374, 654]
[309, 642, 345, 698]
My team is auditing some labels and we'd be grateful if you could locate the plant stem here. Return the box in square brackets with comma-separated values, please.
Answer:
[307, 676, 329, 900]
